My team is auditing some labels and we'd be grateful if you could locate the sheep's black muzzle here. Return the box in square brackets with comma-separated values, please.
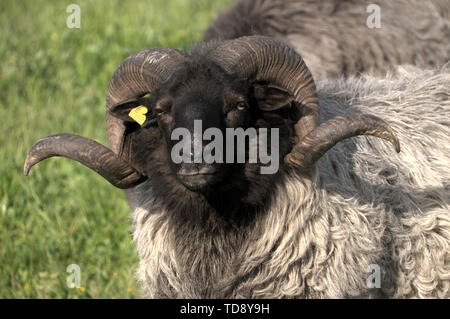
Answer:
[175, 163, 223, 192]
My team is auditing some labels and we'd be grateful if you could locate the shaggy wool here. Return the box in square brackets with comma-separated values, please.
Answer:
[130, 65, 450, 298]
[204, 0, 450, 79]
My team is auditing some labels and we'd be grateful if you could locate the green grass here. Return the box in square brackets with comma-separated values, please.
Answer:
[0, 0, 232, 298]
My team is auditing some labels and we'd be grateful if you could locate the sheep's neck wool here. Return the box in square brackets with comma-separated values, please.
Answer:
[130, 67, 450, 298]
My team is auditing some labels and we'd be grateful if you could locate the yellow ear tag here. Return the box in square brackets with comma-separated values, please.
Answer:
[128, 105, 148, 125]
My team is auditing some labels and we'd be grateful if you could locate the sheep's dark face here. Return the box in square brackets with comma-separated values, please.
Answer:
[153, 61, 250, 191]
[111, 58, 295, 193]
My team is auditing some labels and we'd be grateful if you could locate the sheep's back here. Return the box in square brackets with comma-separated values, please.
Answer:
[204, 0, 450, 79]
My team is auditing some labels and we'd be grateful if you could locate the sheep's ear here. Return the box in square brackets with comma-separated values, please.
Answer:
[110, 97, 152, 124]
[252, 84, 294, 111]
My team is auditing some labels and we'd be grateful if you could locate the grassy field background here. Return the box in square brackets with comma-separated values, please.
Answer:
[0, 0, 232, 298]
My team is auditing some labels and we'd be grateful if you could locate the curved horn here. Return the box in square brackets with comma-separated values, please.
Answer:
[208, 36, 319, 142]
[106, 48, 186, 155]
[24, 49, 185, 189]
[285, 113, 401, 170]
[24, 134, 146, 189]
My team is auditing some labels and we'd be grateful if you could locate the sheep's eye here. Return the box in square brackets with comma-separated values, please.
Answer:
[155, 99, 172, 114]
[154, 107, 165, 114]
[235, 102, 248, 111]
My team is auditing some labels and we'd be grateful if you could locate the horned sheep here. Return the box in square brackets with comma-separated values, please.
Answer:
[23, 1, 450, 299]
